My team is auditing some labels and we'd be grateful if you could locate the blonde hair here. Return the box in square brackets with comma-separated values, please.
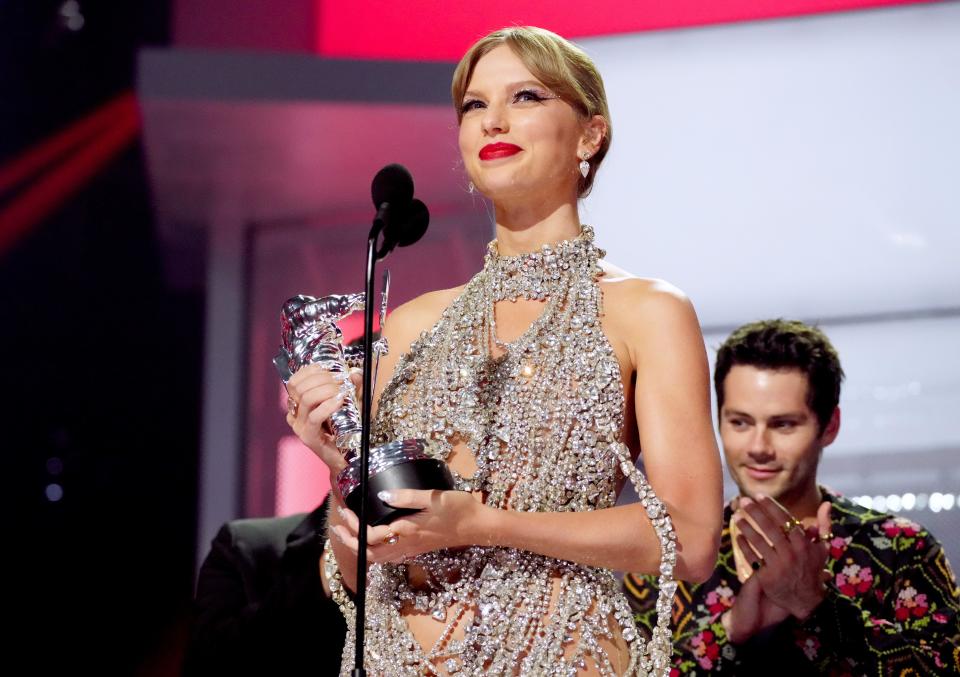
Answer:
[452, 26, 612, 197]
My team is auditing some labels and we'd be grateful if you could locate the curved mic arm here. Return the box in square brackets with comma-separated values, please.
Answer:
[352, 175, 429, 673]
[351, 217, 386, 676]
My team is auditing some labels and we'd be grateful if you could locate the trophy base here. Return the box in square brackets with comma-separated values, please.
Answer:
[343, 457, 455, 526]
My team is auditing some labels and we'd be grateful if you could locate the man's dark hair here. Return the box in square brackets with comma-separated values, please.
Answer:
[714, 319, 844, 432]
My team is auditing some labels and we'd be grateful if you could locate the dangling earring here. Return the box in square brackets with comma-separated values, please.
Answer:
[467, 181, 475, 194]
[578, 153, 591, 179]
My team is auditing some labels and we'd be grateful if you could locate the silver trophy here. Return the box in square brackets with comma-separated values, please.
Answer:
[274, 282, 454, 525]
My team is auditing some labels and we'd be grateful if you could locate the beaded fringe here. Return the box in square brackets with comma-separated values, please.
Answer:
[331, 226, 677, 676]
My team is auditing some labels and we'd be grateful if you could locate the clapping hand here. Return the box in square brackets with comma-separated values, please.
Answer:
[722, 496, 832, 643]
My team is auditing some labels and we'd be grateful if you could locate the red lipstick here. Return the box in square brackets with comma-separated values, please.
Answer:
[479, 142, 522, 161]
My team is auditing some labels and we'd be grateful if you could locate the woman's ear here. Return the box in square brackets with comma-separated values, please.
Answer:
[580, 114, 607, 156]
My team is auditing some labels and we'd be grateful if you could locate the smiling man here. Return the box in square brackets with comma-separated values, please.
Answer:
[625, 319, 960, 675]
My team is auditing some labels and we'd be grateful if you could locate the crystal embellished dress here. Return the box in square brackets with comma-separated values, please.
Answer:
[336, 227, 677, 676]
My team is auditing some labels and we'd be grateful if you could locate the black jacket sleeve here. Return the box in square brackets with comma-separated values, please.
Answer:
[182, 508, 346, 676]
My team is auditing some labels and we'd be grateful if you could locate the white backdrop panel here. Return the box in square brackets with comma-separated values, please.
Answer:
[579, 3, 960, 327]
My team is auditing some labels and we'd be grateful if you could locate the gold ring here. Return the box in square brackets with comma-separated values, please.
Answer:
[383, 532, 399, 545]
[287, 396, 299, 417]
[781, 520, 795, 536]
[819, 531, 835, 542]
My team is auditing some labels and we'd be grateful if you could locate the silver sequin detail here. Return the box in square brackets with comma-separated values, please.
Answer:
[337, 226, 677, 675]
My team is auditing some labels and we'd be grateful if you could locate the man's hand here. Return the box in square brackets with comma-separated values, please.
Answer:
[723, 496, 832, 643]
[721, 568, 791, 644]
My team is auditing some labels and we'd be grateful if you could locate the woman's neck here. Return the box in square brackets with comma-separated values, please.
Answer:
[492, 198, 582, 256]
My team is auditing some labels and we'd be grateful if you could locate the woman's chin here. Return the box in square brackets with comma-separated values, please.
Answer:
[476, 183, 524, 203]
[480, 178, 554, 205]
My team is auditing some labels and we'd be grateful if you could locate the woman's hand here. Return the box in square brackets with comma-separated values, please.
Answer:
[330, 489, 492, 564]
[285, 364, 361, 475]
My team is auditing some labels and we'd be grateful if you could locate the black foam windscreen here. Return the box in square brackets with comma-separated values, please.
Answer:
[395, 199, 429, 247]
[371, 163, 414, 208]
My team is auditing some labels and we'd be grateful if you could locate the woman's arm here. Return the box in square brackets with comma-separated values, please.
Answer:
[618, 279, 724, 580]
[332, 280, 723, 583]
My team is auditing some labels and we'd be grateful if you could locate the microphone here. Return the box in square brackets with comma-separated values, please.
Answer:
[371, 163, 414, 226]
[390, 198, 429, 247]
[371, 163, 414, 207]
[353, 165, 433, 673]
[370, 163, 429, 259]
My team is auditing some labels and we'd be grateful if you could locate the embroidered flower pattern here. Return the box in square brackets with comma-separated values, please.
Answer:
[895, 585, 930, 621]
[704, 583, 735, 616]
[628, 492, 960, 675]
[882, 517, 920, 539]
[836, 562, 874, 597]
[690, 629, 721, 670]
[797, 633, 820, 661]
[828, 535, 852, 559]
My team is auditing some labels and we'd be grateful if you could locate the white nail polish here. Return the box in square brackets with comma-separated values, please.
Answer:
[377, 490, 393, 503]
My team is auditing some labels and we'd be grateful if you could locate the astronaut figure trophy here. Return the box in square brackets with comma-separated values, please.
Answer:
[274, 291, 454, 525]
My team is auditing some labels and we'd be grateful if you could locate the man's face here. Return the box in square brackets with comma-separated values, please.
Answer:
[720, 365, 838, 504]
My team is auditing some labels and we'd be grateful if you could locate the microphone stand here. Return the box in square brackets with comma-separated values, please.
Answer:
[352, 209, 391, 676]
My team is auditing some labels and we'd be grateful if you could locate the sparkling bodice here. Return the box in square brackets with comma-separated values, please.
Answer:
[374, 226, 624, 514]
[337, 227, 676, 676]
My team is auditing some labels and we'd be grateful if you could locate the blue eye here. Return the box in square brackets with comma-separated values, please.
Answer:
[460, 99, 484, 114]
[514, 89, 547, 103]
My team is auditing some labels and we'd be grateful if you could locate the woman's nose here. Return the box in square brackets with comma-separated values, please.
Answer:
[481, 101, 508, 136]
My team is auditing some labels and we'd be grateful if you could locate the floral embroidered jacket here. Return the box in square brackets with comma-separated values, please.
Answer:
[624, 488, 960, 675]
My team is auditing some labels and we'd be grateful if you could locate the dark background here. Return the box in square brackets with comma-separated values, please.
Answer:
[1, 2, 200, 672]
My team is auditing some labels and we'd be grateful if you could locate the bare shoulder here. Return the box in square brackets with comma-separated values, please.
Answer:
[599, 262, 694, 318]
[600, 262, 703, 365]
[382, 285, 466, 353]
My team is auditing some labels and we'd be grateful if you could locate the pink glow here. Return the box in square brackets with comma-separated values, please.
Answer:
[276, 435, 331, 516]
[316, 0, 931, 61]
[337, 312, 370, 346]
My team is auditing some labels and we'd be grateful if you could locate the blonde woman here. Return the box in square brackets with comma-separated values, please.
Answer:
[286, 26, 723, 676]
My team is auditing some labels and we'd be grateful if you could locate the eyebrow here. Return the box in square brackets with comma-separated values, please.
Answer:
[723, 410, 808, 421]
[770, 413, 808, 421]
[462, 80, 550, 101]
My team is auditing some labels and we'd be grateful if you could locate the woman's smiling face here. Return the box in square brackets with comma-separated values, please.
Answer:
[458, 44, 588, 204]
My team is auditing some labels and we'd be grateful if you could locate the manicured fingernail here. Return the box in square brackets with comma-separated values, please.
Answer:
[333, 371, 348, 382]
[336, 505, 347, 520]
[377, 490, 393, 503]
[335, 392, 346, 401]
